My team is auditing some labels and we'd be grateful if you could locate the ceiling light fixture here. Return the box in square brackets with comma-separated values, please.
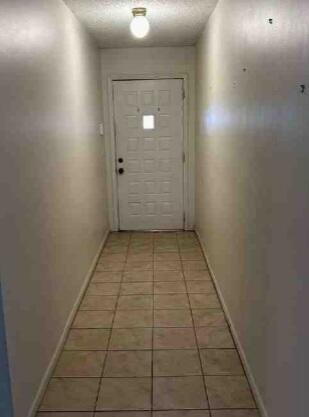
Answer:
[130, 7, 150, 39]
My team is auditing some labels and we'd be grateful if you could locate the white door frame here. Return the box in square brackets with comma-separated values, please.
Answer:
[105, 73, 193, 231]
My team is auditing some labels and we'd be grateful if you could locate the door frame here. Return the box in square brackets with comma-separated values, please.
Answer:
[106, 73, 193, 231]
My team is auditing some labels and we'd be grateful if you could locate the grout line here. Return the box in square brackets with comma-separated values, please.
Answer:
[62, 347, 238, 352]
[36, 408, 259, 413]
[194, 231, 260, 414]
[93, 231, 132, 412]
[177, 232, 211, 411]
[37, 232, 260, 416]
[47, 373, 247, 379]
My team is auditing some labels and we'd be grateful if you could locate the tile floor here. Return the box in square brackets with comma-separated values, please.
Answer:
[37, 231, 260, 417]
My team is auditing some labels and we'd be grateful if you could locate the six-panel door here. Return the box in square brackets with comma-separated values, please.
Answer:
[113, 79, 184, 230]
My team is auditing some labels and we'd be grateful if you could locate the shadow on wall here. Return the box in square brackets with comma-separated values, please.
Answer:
[0, 281, 13, 417]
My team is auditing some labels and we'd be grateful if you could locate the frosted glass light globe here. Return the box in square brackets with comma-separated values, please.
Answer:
[130, 15, 150, 38]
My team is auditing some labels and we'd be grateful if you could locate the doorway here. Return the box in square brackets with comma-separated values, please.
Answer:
[113, 79, 185, 230]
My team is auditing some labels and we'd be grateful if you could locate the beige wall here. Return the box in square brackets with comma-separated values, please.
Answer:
[195, 1, 309, 416]
[0, 1, 108, 416]
[100, 46, 196, 229]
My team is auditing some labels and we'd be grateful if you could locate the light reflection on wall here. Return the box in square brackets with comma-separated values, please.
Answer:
[0, 9, 54, 59]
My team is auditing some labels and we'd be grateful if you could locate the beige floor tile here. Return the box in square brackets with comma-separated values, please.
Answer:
[155, 234, 177, 240]
[86, 283, 120, 296]
[106, 232, 128, 239]
[109, 328, 152, 350]
[178, 237, 199, 244]
[131, 236, 153, 243]
[123, 271, 153, 282]
[104, 243, 128, 249]
[196, 327, 234, 349]
[121, 282, 153, 295]
[125, 261, 153, 271]
[107, 232, 130, 240]
[72, 311, 114, 328]
[117, 295, 153, 310]
[180, 247, 205, 261]
[128, 247, 154, 255]
[154, 294, 190, 309]
[97, 261, 125, 272]
[92, 272, 122, 283]
[96, 377, 151, 410]
[153, 350, 202, 376]
[40, 378, 99, 411]
[38, 413, 93, 417]
[205, 376, 256, 409]
[182, 261, 207, 271]
[113, 310, 153, 328]
[103, 246, 128, 254]
[154, 271, 184, 282]
[54, 351, 105, 377]
[153, 412, 210, 417]
[180, 251, 204, 261]
[189, 294, 220, 309]
[154, 252, 180, 261]
[154, 236, 177, 243]
[179, 244, 200, 252]
[39, 232, 258, 417]
[154, 246, 179, 253]
[104, 350, 152, 377]
[211, 411, 260, 417]
[184, 270, 212, 281]
[153, 376, 208, 410]
[95, 413, 151, 417]
[130, 238, 154, 244]
[186, 281, 215, 294]
[65, 329, 110, 350]
[154, 282, 186, 294]
[154, 309, 193, 327]
[153, 328, 196, 349]
[126, 253, 153, 262]
[155, 242, 178, 248]
[155, 232, 177, 238]
[132, 231, 154, 239]
[130, 243, 153, 250]
[99, 253, 127, 263]
[105, 239, 129, 246]
[80, 295, 117, 311]
[192, 309, 227, 327]
[201, 349, 244, 375]
[154, 261, 182, 271]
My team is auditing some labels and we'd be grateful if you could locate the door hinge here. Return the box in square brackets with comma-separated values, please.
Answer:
[183, 212, 186, 225]
[182, 152, 186, 163]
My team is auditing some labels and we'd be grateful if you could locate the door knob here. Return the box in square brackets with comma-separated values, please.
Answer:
[118, 158, 123, 163]
[118, 168, 124, 175]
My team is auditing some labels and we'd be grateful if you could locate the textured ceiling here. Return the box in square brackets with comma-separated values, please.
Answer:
[63, 0, 218, 48]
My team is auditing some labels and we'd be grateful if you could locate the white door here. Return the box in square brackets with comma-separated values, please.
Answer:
[113, 79, 184, 230]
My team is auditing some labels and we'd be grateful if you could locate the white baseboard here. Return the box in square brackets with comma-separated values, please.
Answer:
[195, 229, 269, 417]
[27, 230, 109, 417]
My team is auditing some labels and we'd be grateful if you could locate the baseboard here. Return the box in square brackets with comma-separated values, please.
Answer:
[195, 229, 269, 417]
[27, 230, 109, 417]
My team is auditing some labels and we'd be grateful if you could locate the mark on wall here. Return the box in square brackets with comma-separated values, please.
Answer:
[0, 281, 14, 417]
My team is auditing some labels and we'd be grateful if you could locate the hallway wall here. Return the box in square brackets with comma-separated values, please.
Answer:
[195, 1, 309, 416]
[0, 1, 108, 416]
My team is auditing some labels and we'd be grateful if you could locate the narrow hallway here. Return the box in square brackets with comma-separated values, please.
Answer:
[1, 1, 308, 416]
[38, 232, 259, 416]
